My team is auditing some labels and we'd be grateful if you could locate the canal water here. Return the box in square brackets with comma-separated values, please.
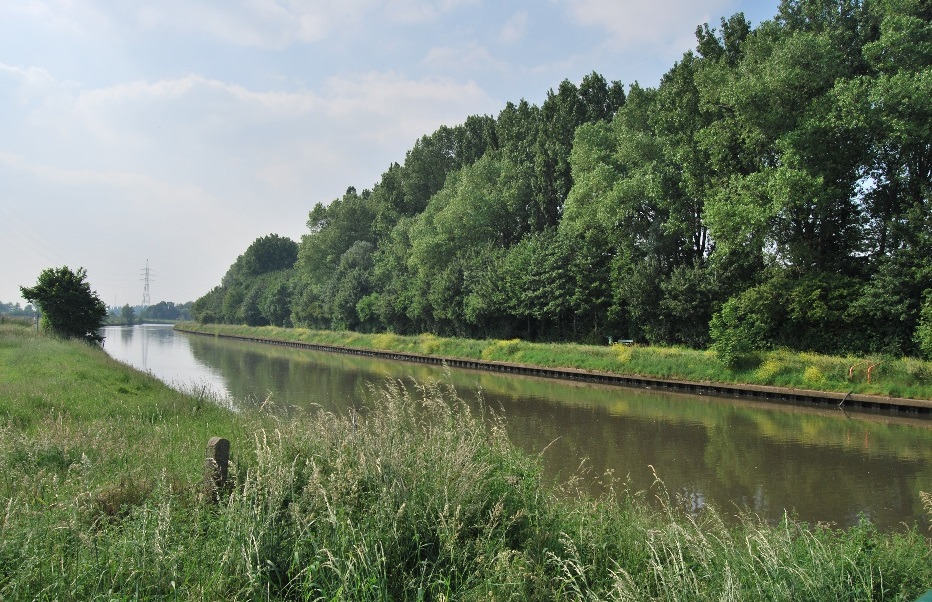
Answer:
[101, 324, 932, 532]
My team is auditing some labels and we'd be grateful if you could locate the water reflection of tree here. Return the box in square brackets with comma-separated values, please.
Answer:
[701, 412, 931, 528]
[182, 333, 932, 529]
[187, 336, 372, 413]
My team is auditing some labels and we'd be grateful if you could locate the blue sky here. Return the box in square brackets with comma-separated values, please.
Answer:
[1, 0, 779, 307]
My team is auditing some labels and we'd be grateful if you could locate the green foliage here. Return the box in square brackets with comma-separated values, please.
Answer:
[192, 234, 298, 327]
[20, 266, 107, 345]
[191, 0, 932, 359]
[328, 240, 375, 331]
[917, 290, 932, 359]
[234, 233, 298, 278]
[847, 258, 928, 356]
[121, 304, 135, 326]
[259, 276, 291, 327]
[711, 271, 870, 364]
[142, 300, 192, 321]
[710, 287, 773, 368]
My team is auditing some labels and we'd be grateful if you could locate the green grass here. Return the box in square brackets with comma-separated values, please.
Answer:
[177, 322, 932, 401]
[0, 316, 33, 328]
[1, 321, 931, 599]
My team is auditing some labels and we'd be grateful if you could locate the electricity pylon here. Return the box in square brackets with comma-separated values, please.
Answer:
[140, 259, 152, 309]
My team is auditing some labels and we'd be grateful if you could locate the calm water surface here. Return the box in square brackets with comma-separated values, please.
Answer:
[102, 324, 932, 532]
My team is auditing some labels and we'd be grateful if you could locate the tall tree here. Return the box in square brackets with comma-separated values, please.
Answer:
[535, 79, 583, 229]
[292, 188, 376, 328]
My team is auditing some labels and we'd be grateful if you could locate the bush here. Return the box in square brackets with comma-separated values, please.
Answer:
[710, 285, 777, 368]
[917, 289, 932, 360]
[19, 266, 107, 344]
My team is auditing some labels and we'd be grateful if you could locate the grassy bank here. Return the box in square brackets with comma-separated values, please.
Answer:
[103, 318, 180, 326]
[177, 322, 932, 401]
[2, 322, 931, 599]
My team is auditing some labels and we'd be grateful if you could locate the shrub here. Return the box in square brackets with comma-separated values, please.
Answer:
[916, 289, 932, 360]
[19, 266, 107, 345]
[710, 287, 776, 368]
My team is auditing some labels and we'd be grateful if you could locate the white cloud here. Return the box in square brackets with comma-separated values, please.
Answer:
[0, 62, 55, 89]
[0, 150, 217, 211]
[384, 0, 480, 24]
[0, 61, 77, 113]
[499, 10, 528, 44]
[563, 0, 727, 50]
[131, 2, 329, 47]
[124, 0, 481, 48]
[0, 53, 499, 303]
[1, 0, 367, 48]
[0, 0, 111, 38]
[6, 61, 495, 170]
[61, 69, 493, 152]
[0, 151, 230, 304]
[421, 43, 507, 76]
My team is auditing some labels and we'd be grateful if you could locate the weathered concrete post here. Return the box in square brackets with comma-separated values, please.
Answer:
[204, 436, 230, 501]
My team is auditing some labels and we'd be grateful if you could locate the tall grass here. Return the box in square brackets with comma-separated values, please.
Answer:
[1, 322, 931, 599]
[177, 322, 932, 400]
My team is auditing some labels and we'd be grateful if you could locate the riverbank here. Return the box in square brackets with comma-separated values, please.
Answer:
[176, 322, 932, 413]
[2, 322, 931, 599]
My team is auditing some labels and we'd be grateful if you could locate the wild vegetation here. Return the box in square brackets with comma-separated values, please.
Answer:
[192, 0, 932, 366]
[1, 321, 931, 599]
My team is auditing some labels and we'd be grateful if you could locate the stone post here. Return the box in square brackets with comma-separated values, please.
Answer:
[204, 436, 230, 501]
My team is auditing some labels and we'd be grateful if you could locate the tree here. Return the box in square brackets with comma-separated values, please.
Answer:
[328, 241, 376, 331]
[20, 266, 107, 344]
[260, 276, 292, 327]
[121, 304, 136, 326]
[143, 301, 181, 320]
[238, 233, 299, 277]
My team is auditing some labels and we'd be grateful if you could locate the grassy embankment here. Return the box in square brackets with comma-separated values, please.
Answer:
[103, 317, 179, 326]
[177, 322, 932, 401]
[2, 321, 931, 599]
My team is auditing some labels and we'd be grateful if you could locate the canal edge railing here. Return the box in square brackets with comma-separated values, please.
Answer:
[177, 327, 932, 416]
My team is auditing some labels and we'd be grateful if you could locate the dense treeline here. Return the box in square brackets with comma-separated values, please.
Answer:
[108, 301, 194, 324]
[194, 0, 932, 362]
[141, 300, 193, 321]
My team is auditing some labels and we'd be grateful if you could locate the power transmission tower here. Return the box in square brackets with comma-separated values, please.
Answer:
[140, 259, 153, 309]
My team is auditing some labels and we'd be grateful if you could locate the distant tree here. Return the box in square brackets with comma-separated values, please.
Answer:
[122, 304, 136, 326]
[143, 301, 181, 320]
[0, 301, 36, 318]
[20, 266, 107, 344]
[175, 301, 194, 321]
[192, 286, 224, 323]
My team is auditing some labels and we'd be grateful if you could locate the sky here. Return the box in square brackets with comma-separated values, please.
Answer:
[1, 0, 780, 308]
